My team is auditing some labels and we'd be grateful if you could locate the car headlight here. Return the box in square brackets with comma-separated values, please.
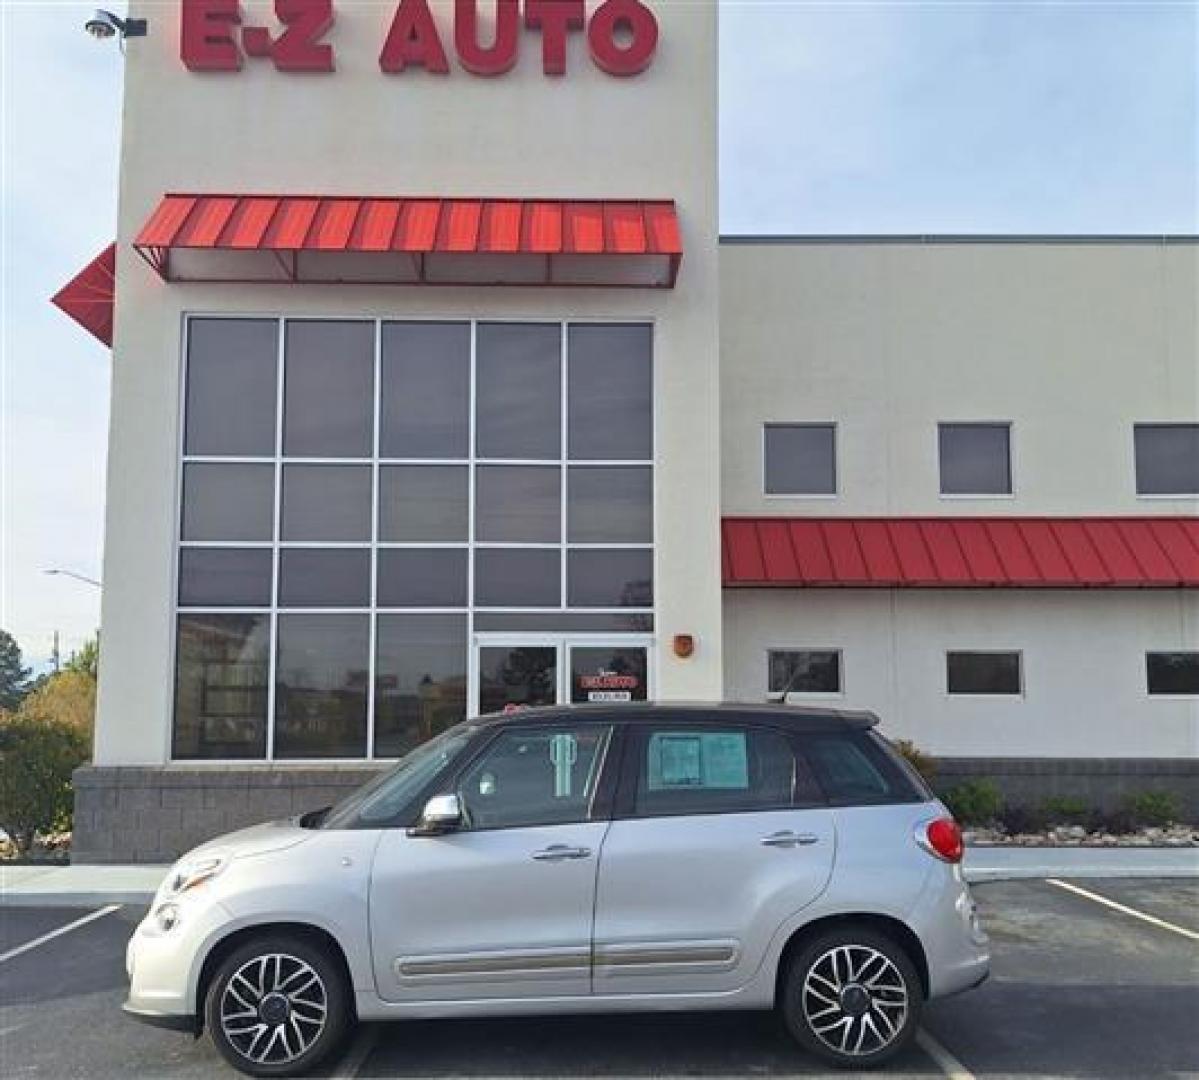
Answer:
[164, 853, 228, 897]
[153, 902, 182, 932]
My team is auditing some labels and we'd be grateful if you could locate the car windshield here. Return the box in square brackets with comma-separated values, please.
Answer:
[320, 723, 478, 829]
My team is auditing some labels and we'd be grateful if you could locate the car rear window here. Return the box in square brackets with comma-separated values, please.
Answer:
[800, 730, 926, 805]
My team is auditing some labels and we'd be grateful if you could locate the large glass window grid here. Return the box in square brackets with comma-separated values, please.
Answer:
[175, 317, 654, 761]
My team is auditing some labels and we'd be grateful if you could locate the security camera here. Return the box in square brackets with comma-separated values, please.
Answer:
[83, 9, 148, 43]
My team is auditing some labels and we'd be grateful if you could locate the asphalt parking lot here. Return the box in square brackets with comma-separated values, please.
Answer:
[1, 878, 1196, 1079]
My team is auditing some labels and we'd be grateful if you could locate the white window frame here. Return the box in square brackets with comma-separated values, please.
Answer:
[766, 647, 845, 699]
[761, 421, 839, 499]
[944, 649, 1025, 698]
[936, 420, 1015, 500]
[172, 315, 656, 763]
[1132, 422, 1199, 499]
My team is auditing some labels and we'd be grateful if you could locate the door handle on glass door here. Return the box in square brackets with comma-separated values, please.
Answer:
[760, 831, 819, 848]
[531, 845, 592, 862]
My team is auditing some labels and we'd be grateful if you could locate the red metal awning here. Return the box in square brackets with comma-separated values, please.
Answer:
[722, 517, 1199, 588]
[51, 244, 116, 347]
[133, 195, 682, 288]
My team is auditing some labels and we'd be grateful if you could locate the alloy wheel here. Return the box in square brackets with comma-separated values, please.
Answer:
[800, 944, 910, 1058]
[218, 953, 328, 1067]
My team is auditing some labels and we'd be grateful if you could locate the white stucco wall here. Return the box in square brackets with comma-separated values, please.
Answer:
[97, 1, 721, 765]
[720, 239, 1199, 517]
[723, 589, 1199, 759]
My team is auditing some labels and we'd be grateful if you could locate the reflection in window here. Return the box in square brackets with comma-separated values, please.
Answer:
[173, 614, 269, 759]
[476, 323, 561, 460]
[1146, 652, 1199, 695]
[178, 549, 272, 607]
[182, 463, 274, 542]
[768, 650, 842, 695]
[185, 319, 278, 457]
[278, 549, 371, 608]
[763, 423, 836, 496]
[380, 322, 470, 458]
[282, 464, 372, 542]
[476, 466, 561, 543]
[568, 324, 652, 460]
[375, 615, 468, 757]
[946, 651, 1022, 695]
[567, 549, 653, 608]
[274, 615, 369, 759]
[938, 423, 1012, 496]
[283, 321, 374, 458]
[379, 466, 468, 542]
[475, 549, 561, 608]
[568, 466, 652, 543]
[1134, 424, 1199, 495]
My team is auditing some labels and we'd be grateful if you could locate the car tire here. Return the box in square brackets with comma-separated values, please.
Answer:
[780, 926, 923, 1070]
[204, 934, 353, 1078]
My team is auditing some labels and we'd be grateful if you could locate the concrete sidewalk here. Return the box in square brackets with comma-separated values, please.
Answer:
[1, 847, 1195, 907]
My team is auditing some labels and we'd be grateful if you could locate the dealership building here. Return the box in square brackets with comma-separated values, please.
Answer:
[53, 1, 1197, 862]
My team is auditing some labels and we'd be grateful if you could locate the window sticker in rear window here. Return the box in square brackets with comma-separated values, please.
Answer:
[647, 732, 750, 791]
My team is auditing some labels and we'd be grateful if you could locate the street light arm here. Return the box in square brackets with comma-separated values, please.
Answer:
[43, 568, 103, 588]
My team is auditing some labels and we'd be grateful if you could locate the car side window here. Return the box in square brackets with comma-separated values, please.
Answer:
[633, 726, 797, 817]
[801, 731, 919, 805]
[457, 725, 613, 830]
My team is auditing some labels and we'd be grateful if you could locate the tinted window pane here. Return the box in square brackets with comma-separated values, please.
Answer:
[1147, 652, 1199, 695]
[568, 324, 652, 460]
[570, 646, 648, 703]
[764, 424, 836, 496]
[278, 549, 370, 607]
[185, 319, 278, 457]
[274, 615, 368, 758]
[283, 321, 374, 457]
[475, 549, 560, 607]
[173, 614, 268, 759]
[939, 424, 1012, 496]
[182, 463, 274, 542]
[768, 650, 841, 694]
[475, 612, 653, 632]
[379, 466, 468, 542]
[636, 728, 795, 816]
[282, 465, 371, 542]
[947, 651, 1022, 695]
[377, 549, 468, 608]
[478, 647, 558, 715]
[458, 725, 611, 829]
[1134, 425, 1199, 495]
[802, 732, 918, 805]
[178, 548, 271, 607]
[476, 466, 561, 543]
[374, 615, 468, 757]
[568, 466, 652, 543]
[380, 322, 470, 458]
[567, 549, 653, 608]
[476, 323, 560, 459]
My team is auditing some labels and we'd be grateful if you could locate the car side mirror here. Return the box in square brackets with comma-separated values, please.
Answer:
[409, 793, 462, 837]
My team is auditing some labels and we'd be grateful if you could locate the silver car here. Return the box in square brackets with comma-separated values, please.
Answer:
[125, 704, 989, 1075]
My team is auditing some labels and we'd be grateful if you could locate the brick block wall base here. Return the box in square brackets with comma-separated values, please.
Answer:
[71, 765, 386, 864]
[72, 758, 1199, 863]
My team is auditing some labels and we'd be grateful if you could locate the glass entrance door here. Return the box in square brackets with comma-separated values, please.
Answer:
[472, 637, 651, 715]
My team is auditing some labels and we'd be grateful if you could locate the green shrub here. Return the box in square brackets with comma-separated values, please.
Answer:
[0, 713, 89, 854]
[891, 739, 937, 785]
[942, 779, 1003, 827]
[1040, 795, 1092, 827]
[1121, 790, 1182, 829]
[999, 803, 1048, 835]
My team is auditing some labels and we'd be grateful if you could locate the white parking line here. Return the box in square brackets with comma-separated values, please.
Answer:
[917, 1028, 977, 1080]
[330, 1023, 379, 1080]
[0, 904, 122, 964]
[1046, 879, 1199, 942]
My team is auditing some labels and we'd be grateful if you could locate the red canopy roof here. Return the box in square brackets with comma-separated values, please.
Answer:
[133, 195, 682, 288]
[51, 244, 116, 347]
[723, 517, 1199, 588]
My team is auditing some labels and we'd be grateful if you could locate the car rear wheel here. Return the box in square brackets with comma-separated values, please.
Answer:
[204, 935, 352, 1078]
[780, 927, 922, 1069]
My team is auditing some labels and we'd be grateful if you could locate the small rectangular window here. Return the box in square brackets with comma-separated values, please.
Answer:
[1146, 652, 1199, 695]
[475, 465, 561, 543]
[474, 549, 561, 608]
[939, 423, 1012, 496]
[763, 423, 836, 496]
[278, 549, 370, 608]
[178, 548, 272, 607]
[181, 463, 274, 542]
[1134, 424, 1199, 495]
[947, 651, 1022, 695]
[768, 650, 841, 695]
[377, 549, 468, 608]
[379, 466, 469, 543]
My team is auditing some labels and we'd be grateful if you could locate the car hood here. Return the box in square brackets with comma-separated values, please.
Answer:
[187, 819, 313, 864]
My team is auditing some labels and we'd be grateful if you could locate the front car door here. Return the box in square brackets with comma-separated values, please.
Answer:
[592, 720, 836, 996]
[369, 721, 617, 1003]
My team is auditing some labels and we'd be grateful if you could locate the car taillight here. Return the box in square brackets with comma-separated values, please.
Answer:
[917, 816, 964, 863]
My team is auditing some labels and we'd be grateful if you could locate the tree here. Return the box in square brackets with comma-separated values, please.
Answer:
[0, 631, 31, 711]
[18, 670, 96, 737]
[0, 712, 89, 853]
[64, 635, 99, 680]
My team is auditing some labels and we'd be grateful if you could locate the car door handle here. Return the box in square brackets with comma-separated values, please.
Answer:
[760, 831, 820, 848]
[531, 844, 592, 862]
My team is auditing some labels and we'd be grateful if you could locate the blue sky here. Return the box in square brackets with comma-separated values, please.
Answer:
[1, 1, 1196, 669]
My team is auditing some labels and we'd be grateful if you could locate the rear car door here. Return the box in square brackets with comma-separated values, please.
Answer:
[368, 721, 615, 1003]
[592, 721, 835, 996]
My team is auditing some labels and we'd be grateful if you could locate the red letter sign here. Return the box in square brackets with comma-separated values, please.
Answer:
[181, 0, 242, 70]
[455, 0, 518, 76]
[588, 0, 657, 76]
[272, 0, 335, 71]
[524, 0, 584, 76]
[380, 0, 450, 73]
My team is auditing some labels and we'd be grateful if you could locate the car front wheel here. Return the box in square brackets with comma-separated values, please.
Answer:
[204, 934, 352, 1078]
[780, 927, 922, 1069]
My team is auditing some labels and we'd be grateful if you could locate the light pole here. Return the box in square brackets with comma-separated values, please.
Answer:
[43, 568, 103, 589]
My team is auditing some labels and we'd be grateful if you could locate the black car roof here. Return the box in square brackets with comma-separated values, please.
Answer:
[475, 701, 879, 732]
